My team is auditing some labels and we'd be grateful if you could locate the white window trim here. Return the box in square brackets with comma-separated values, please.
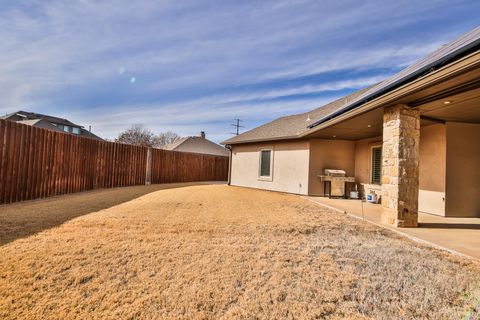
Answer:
[370, 145, 382, 185]
[258, 147, 274, 181]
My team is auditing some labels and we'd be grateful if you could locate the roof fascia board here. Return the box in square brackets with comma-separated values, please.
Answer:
[224, 135, 299, 146]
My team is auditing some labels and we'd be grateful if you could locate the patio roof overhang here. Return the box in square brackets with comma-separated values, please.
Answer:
[303, 50, 480, 141]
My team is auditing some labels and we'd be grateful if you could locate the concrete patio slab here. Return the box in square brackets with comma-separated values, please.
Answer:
[306, 197, 480, 260]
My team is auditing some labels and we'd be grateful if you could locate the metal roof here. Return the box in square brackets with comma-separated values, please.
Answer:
[308, 26, 480, 128]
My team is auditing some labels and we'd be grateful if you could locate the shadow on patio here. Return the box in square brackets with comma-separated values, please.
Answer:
[0, 182, 221, 246]
[419, 223, 480, 230]
[306, 196, 480, 260]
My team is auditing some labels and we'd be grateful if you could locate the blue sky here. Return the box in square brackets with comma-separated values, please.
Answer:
[1, 0, 479, 143]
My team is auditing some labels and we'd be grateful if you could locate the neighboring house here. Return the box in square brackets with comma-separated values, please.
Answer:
[223, 27, 480, 226]
[1, 110, 103, 140]
[160, 131, 229, 157]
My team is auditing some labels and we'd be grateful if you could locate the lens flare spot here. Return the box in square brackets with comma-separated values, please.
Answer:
[130, 77, 136, 83]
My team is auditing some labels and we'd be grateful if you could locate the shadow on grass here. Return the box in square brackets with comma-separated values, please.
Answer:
[419, 223, 480, 230]
[0, 182, 220, 246]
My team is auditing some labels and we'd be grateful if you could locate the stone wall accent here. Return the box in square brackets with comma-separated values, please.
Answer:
[381, 104, 420, 227]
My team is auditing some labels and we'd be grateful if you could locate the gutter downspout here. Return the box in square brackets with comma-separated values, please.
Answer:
[226, 145, 232, 185]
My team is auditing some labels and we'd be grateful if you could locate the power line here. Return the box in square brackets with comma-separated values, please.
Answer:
[230, 118, 244, 135]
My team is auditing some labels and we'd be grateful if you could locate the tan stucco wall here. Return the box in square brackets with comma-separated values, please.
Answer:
[345, 123, 480, 218]
[308, 139, 355, 196]
[419, 124, 447, 191]
[354, 125, 447, 216]
[230, 141, 310, 195]
[418, 124, 447, 215]
[445, 122, 480, 218]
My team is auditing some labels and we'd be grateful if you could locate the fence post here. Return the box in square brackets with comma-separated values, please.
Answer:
[145, 147, 152, 185]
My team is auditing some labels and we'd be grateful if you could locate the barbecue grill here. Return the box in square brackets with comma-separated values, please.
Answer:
[318, 169, 355, 198]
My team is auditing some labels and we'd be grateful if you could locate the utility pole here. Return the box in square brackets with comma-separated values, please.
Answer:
[230, 118, 244, 135]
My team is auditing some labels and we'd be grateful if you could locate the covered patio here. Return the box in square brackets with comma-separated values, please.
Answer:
[306, 196, 480, 259]
[305, 44, 480, 227]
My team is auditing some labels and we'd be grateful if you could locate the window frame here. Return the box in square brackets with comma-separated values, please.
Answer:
[370, 145, 382, 185]
[258, 148, 274, 181]
[72, 127, 80, 134]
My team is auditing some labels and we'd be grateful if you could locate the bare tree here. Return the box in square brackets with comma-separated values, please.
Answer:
[115, 125, 181, 148]
[153, 131, 181, 147]
[115, 124, 156, 147]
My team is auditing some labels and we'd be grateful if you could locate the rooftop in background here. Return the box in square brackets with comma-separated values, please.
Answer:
[160, 131, 229, 157]
[1, 110, 103, 140]
[2, 111, 81, 127]
[222, 87, 371, 144]
[222, 26, 480, 145]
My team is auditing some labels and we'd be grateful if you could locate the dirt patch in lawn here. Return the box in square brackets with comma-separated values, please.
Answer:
[0, 185, 479, 319]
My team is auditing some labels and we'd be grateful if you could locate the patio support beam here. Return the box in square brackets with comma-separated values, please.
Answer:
[381, 104, 420, 227]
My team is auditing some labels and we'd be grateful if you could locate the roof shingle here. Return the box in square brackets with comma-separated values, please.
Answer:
[222, 87, 371, 144]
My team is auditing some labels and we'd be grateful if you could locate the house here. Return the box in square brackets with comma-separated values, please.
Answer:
[160, 131, 229, 157]
[223, 27, 480, 227]
[1, 110, 103, 140]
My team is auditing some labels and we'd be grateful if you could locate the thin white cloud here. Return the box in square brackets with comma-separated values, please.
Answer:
[67, 74, 386, 143]
[219, 76, 387, 103]
[261, 42, 445, 81]
[71, 96, 337, 143]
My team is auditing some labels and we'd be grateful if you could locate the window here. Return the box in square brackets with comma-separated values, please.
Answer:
[63, 125, 70, 132]
[371, 147, 382, 185]
[72, 127, 80, 134]
[259, 149, 272, 179]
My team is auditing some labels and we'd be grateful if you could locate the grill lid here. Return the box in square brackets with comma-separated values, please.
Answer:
[324, 169, 346, 176]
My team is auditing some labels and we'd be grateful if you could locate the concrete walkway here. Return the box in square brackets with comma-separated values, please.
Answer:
[307, 197, 480, 260]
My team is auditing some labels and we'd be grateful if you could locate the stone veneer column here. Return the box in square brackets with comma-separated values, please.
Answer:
[381, 104, 420, 227]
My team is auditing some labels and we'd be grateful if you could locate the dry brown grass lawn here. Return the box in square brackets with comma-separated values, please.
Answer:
[0, 184, 479, 319]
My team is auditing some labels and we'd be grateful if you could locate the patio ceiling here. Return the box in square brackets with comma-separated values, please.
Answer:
[416, 86, 480, 123]
[305, 108, 384, 140]
[303, 106, 445, 141]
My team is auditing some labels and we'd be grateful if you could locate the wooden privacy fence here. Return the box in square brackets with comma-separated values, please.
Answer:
[150, 149, 229, 184]
[0, 119, 229, 205]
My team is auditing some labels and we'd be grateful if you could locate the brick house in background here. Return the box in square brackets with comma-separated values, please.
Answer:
[223, 27, 480, 227]
[1, 110, 103, 140]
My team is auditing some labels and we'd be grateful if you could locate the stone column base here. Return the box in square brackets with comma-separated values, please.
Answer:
[382, 208, 418, 228]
